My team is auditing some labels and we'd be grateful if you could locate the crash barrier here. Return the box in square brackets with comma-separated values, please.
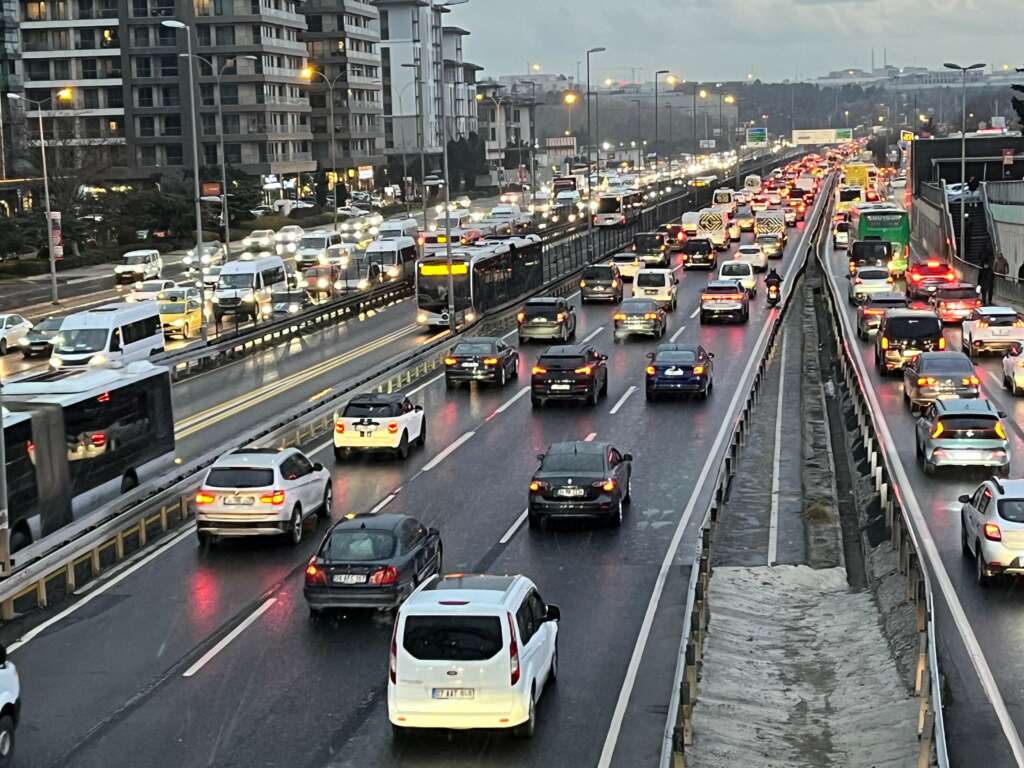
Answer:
[0, 152, 807, 620]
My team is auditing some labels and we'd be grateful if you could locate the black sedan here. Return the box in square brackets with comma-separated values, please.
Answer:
[531, 344, 608, 407]
[303, 513, 442, 615]
[645, 344, 715, 400]
[444, 337, 519, 387]
[528, 441, 633, 529]
[19, 315, 64, 358]
[614, 298, 667, 339]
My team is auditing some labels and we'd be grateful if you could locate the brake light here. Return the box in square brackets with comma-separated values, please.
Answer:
[613, 312, 626, 321]
[984, 523, 1003, 542]
[943, 271, 955, 282]
[864, 308, 885, 316]
[516, 311, 525, 323]
[507, 612, 521, 685]
[369, 565, 399, 585]
[259, 490, 286, 505]
[996, 422, 1008, 440]
[305, 559, 327, 586]
[927, 260, 941, 269]
[693, 365, 705, 375]
[881, 337, 890, 349]
[529, 480, 548, 492]
[335, 421, 346, 434]
[931, 422, 944, 439]
[195, 491, 215, 505]
[389, 620, 398, 683]
[575, 365, 593, 375]
[531, 366, 547, 375]
[917, 377, 936, 386]
[592, 479, 616, 492]
[963, 376, 980, 386]
[387, 421, 399, 434]
[909, 272, 923, 282]
[444, 357, 457, 366]
[90, 433, 107, 447]
[646, 365, 656, 375]
[938, 338, 946, 350]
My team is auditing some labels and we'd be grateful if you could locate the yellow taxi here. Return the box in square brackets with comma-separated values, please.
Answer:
[157, 288, 203, 339]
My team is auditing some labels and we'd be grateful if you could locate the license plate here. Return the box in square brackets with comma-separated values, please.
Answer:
[666, 369, 685, 377]
[223, 496, 254, 505]
[332, 573, 366, 585]
[902, 350, 921, 358]
[432, 688, 474, 700]
[461, 362, 478, 369]
[550, 384, 571, 391]
[993, 329, 1009, 336]
[558, 487, 585, 497]
[646, 289, 659, 295]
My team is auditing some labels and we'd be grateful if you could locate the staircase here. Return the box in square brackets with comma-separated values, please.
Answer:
[947, 199, 993, 266]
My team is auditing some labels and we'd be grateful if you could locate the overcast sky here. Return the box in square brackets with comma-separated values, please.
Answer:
[451, 0, 1023, 83]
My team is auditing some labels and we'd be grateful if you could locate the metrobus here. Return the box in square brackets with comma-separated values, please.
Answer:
[3, 361, 175, 551]
[850, 203, 910, 276]
[593, 190, 644, 227]
[415, 235, 543, 329]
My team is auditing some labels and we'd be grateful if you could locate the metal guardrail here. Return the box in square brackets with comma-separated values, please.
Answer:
[660, 175, 836, 767]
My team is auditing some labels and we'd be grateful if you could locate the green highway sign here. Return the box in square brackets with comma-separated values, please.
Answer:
[834, 128, 853, 141]
[746, 127, 768, 146]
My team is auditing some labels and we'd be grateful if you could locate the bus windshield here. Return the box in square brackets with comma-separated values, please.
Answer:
[597, 197, 622, 214]
[417, 271, 470, 312]
[218, 274, 253, 289]
[839, 188, 862, 203]
[54, 329, 108, 354]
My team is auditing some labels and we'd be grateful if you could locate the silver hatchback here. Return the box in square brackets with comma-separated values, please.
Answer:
[959, 479, 1024, 585]
[915, 399, 1010, 476]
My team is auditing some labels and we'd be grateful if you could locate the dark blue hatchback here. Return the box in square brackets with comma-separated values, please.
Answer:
[645, 344, 715, 400]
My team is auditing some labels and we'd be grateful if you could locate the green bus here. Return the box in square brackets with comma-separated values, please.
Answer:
[851, 204, 910, 276]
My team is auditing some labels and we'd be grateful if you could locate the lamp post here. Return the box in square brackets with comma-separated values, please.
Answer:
[393, 79, 417, 213]
[631, 99, 642, 170]
[653, 70, 669, 166]
[7, 88, 72, 305]
[190, 53, 256, 251]
[943, 61, 986, 262]
[477, 91, 508, 194]
[399, 61, 428, 231]
[301, 65, 346, 232]
[585, 46, 606, 261]
[721, 93, 735, 149]
[517, 80, 538, 210]
[563, 90, 577, 135]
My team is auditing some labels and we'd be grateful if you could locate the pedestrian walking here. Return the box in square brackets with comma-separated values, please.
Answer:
[978, 257, 995, 305]
[994, 251, 1010, 277]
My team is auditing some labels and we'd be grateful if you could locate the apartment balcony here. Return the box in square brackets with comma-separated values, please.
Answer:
[345, 49, 381, 66]
[22, 45, 121, 58]
[254, 5, 306, 25]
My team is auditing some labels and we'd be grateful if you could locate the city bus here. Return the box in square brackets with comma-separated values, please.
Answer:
[415, 235, 543, 329]
[850, 203, 911, 276]
[3, 361, 175, 551]
[593, 190, 643, 227]
[835, 185, 864, 215]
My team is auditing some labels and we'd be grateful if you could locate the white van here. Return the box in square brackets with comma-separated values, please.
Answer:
[712, 188, 737, 215]
[633, 268, 678, 310]
[697, 209, 729, 251]
[295, 230, 344, 272]
[363, 237, 418, 281]
[212, 256, 289, 322]
[114, 249, 162, 285]
[51, 302, 165, 368]
[377, 218, 420, 241]
[744, 174, 762, 194]
[0, 645, 20, 765]
[681, 211, 701, 236]
[389, 573, 559, 738]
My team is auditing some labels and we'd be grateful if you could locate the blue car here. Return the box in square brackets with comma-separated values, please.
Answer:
[645, 344, 715, 401]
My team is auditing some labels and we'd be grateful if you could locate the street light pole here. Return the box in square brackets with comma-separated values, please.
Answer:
[653, 69, 668, 169]
[400, 62, 428, 232]
[632, 99, 642, 170]
[943, 61, 986, 263]
[302, 66, 343, 231]
[585, 46, 606, 261]
[518, 80, 538, 209]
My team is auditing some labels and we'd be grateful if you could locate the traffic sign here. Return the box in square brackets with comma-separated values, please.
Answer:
[746, 127, 767, 146]
[834, 128, 853, 141]
[900, 130, 914, 143]
[699, 139, 717, 149]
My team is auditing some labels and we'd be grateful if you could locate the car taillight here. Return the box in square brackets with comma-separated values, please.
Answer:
[369, 565, 399, 585]
[938, 338, 946, 350]
[305, 559, 327, 586]
[575, 365, 593, 375]
[984, 523, 1003, 542]
[963, 376, 980, 386]
[693, 365, 705, 375]
[483, 357, 498, 366]
[444, 357, 457, 366]
[507, 612, 521, 685]
[909, 272, 923, 282]
[259, 490, 286, 505]
[195, 491, 215, 505]
[881, 337, 890, 349]
[531, 365, 547, 375]
[389, 620, 398, 683]
[593, 479, 616, 492]
[996, 422, 1008, 440]
[90, 433, 107, 447]
[335, 421, 345, 434]
[917, 377, 936, 386]
[387, 421, 399, 434]
[516, 311, 525, 323]
[645, 365, 656, 375]
[613, 312, 626, 321]
[944, 272, 955, 282]
[931, 422, 944, 439]
[864, 308, 884, 316]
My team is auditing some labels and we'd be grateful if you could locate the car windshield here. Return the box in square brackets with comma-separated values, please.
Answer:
[655, 350, 697, 364]
[205, 467, 274, 488]
[623, 299, 658, 313]
[583, 266, 614, 280]
[852, 242, 891, 261]
[612, 254, 636, 264]
[980, 312, 1018, 326]
[920, 357, 973, 375]
[756, 236, 780, 246]
[402, 616, 503, 661]
[634, 235, 663, 251]
[299, 237, 328, 249]
[137, 281, 165, 292]
[683, 239, 712, 253]
[219, 274, 253, 289]
[54, 328, 107, 354]
[936, 417, 1000, 439]
[635, 272, 666, 288]
[997, 500, 1024, 523]
[886, 317, 942, 339]
[343, 402, 395, 418]
[158, 302, 186, 313]
[453, 342, 494, 355]
[839, 189, 861, 202]
[541, 452, 605, 473]
[937, 288, 979, 301]
[868, 298, 909, 310]
[123, 253, 150, 265]
[721, 263, 750, 277]
[597, 197, 622, 214]
[36, 317, 64, 332]
[325, 530, 397, 561]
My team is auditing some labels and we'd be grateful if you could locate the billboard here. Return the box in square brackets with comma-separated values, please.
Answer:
[791, 128, 849, 145]
[746, 127, 768, 146]
[699, 139, 717, 149]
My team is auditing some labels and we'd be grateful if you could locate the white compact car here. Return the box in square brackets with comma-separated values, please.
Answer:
[114, 249, 163, 285]
[719, 260, 757, 297]
[632, 268, 678, 310]
[388, 573, 560, 739]
[194, 447, 332, 546]
[334, 393, 426, 460]
[735, 244, 767, 272]
[126, 279, 177, 303]
[0, 314, 32, 355]
[275, 225, 305, 255]
[610, 252, 641, 282]
[963, 307, 1024, 359]
[847, 266, 893, 305]
[242, 229, 275, 250]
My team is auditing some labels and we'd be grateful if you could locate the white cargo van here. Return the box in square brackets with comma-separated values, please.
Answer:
[633, 268, 679, 310]
[213, 256, 289, 322]
[114, 249, 163, 285]
[363, 237, 418, 281]
[377, 218, 420, 241]
[681, 211, 701, 236]
[51, 303, 165, 368]
[697, 209, 729, 251]
[295, 230, 343, 272]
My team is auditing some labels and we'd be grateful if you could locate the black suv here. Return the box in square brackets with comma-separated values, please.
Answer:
[579, 264, 623, 304]
[531, 344, 609, 407]
[517, 297, 577, 344]
[874, 309, 945, 374]
[681, 236, 715, 269]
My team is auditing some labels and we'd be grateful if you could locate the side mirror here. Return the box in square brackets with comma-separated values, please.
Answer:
[646, 352, 655, 360]
[622, 452, 634, 462]
[999, 411, 1008, 419]
[313, 462, 324, 472]
[958, 494, 971, 504]
[600, 354, 608, 362]
[414, 405, 424, 412]
[429, 527, 440, 537]
[536, 453, 546, 462]
[544, 604, 561, 622]
[708, 352, 716, 358]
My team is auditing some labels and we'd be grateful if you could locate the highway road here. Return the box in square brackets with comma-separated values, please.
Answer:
[822, 238, 1024, 768]
[1, 191, 829, 768]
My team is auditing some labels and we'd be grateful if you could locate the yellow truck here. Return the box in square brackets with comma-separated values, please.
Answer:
[842, 163, 871, 190]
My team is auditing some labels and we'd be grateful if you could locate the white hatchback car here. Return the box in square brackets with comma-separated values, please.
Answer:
[275, 225, 305, 255]
[126, 279, 177, 303]
[194, 447, 331, 546]
[0, 314, 32, 355]
[963, 307, 1024, 359]
[388, 573, 560, 739]
[242, 229, 275, 250]
[847, 266, 893, 305]
[735, 243, 767, 272]
[334, 393, 426, 460]
[632, 268, 678, 310]
[719, 260, 757, 297]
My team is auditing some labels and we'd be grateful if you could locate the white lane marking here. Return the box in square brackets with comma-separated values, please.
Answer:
[499, 508, 529, 545]
[493, 386, 530, 416]
[768, 332, 789, 566]
[581, 326, 605, 344]
[669, 324, 687, 342]
[501, 328, 518, 340]
[8, 523, 197, 654]
[421, 430, 475, 471]
[406, 372, 444, 397]
[584, 432, 597, 442]
[182, 598, 277, 678]
[609, 386, 637, 415]
[689, 306, 700, 318]
[567, 290, 581, 301]
[369, 494, 396, 514]
[308, 438, 334, 457]
[672, 263, 685, 273]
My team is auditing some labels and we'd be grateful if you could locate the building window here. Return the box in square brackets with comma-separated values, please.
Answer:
[134, 57, 152, 78]
[201, 113, 217, 135]
[106, 87, 123, 108]
[163, 114, 181, 136]
[136, 86, 153, 107]
[161, 86, 179, 106]
[24, 60, 49, 80]
[84, 117, 101, 138]
[197, 58, 213, 77]
[132, 27, 149, 47]
[196, 25, 211, 46]
[203, 143, 218, 165]
[77, 29, 95, 49]
[213, 0, 225, 15]
[138, 115, 155, 137]
[24, 1, 47, 20]
[100, 27, 118, 48]
[224, 143, 242, 164]
[222, 114, 239, 134]
[306, 14, 322, 32]
[81, 59, 98, 79]
[78, 0, 94, 17]
[131, 0, 147, 15]
[139, 145, 157, 166]
[220, 84, 238, 106]
[160, 56, 178, 77]
[157, 25, 176, 46]
[83, 88, 100, 108]
[165, 144, 184, 166]
[194, 0, 211, 15]
[215, 26, 234, 45]
[108, 119, 122, 137]
[99, 0, 117, 17]
[199, 84, 215, 106]
[53, 60, 71, 80]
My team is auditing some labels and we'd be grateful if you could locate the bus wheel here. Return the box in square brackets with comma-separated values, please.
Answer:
[121, 472, 138, 493]
[9, 527, 31, 553]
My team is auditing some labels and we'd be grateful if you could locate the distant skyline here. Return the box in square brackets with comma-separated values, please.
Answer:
[451, 0, 1023, 83]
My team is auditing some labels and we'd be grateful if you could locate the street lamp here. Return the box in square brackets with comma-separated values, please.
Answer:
[477, 90, 508, 194]
[189, 53, 256, 252]
[944, 61, 986, 263]
[631, 99, 643, 170]
[517, 80, 539, 210]
[653, 70, 670, 167]
[301, 64, 346, 232]
[585, 46, 606, 262]
[721, 94, 735, 148]
[562, 90, 578, 134]
[693, 86, 708, 153]
[7, 88, 72, 305]
[400, 61, 428, 233]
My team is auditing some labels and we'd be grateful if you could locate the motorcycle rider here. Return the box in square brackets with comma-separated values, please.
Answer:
[765, 267, 782, 293]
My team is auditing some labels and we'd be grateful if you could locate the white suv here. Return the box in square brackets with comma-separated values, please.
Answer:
[194, 447, 332, 546]
[959, 478, 1024, 586]
[632, 268, 678, 310]
[388, 573, 560, 739]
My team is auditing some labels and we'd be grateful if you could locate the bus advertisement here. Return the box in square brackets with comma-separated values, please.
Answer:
[851, 205, 910, 276]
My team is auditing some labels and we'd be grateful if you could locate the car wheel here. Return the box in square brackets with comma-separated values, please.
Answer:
[416, 419, 427, 447]
[0, 713, 15, 768]
[334, 446, 347, 462]
[699, 312, 708, 324]
[499, 365, 507, 387]
[1012, 378, 1020, 397]
[434, 544, 444, 575]
[513, 688, 537, 739]
[288, 506, 304, 546]
[976, 548, 992, 587]
[391, 723, 406, 742]
[0, 339, 6, 356]
[512, 359, 519, 379]
[528, 511, 543, 531]
[700, 382, 710, 400]
[518, 334, 527, 345]
[856, 326, 865, 341]
[308, 606, 323, 621]
[922, 454, 935, 476]
[318, 483, 332, 519]
[645, 387, 655, 402]
[445, 376, 455, 391]
[588, 385, 599, 406]
[196, 530, 215, 549]
[531, 395, 543, 409]
[623, 474, 632, 505]
[961, 517, 972, 558]
[396, 431, 410, 460]
[601, 375, 608, 397]
[610, 497, 624, 528]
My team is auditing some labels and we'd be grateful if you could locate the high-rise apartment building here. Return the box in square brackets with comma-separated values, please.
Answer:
[300, 0, 385, 184]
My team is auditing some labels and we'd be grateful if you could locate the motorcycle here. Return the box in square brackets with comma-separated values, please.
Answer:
[766, 283, 781, 307]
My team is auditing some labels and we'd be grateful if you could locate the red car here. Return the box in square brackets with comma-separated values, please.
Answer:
[906, 259, 957, 300]
[929, 282, 982, 324]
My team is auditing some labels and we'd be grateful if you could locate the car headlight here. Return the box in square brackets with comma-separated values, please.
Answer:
[125, 296, 137, 303]
[242, 292, 255, 303]
[172, 318, 185, 326]
[387, 266, 400, 278]
[417, 313, 428, 324]
[334, 280, 344, 291]
[18, 337, 30, 346]
[184, 254, 194, 265]
[317, 278, 329, 289]
[357, 279, 369, 290]
[286, 243, 296, 253]
[289, 303, 300, 314]
[211, 295, 220, 304]
[89, 353, 109, 366]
